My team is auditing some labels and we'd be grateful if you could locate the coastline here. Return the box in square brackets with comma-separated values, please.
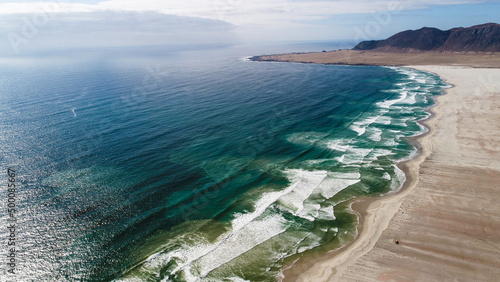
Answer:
[280, 65, 500, 281]
[280, 66, 443, 281]
[251, 50, 500, 68]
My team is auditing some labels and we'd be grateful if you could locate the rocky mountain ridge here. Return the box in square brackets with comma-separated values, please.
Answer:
[353, 23, 500, 52]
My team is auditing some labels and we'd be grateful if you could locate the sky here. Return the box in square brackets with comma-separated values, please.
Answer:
[0, 0, 499, 55]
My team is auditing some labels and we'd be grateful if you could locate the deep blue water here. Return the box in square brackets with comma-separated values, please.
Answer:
[0, 43, 447, 281]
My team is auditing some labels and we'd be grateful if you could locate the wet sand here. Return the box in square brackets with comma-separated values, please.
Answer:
[282, 65, 500, 281]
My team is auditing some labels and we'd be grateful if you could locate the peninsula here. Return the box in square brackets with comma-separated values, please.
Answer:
[251, 23, 500, 67]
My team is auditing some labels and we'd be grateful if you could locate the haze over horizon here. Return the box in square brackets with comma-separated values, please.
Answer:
[1, 0, 499, 55]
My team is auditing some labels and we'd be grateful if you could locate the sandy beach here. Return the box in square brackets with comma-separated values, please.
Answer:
[252, 50, 500, 68]
[281, 65, 500, 281]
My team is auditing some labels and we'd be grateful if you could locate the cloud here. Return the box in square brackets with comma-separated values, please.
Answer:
[0, 0, 491, 26]
[0, 0, 496, 55]
[0, 11, 236, 55]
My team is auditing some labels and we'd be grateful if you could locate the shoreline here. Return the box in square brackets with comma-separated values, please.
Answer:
[281, 65, 500, 281]
[251, 50, 500, 68]
[281, 66, 445, 281]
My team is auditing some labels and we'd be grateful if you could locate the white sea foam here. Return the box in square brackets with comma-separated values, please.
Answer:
[336, 154, 345, 163]
[286, 132, 329, 146]
[391, 117, 409, 127]
[278, 169, 327, 214]
[366, 148, 396, 161]
[318, 205, 336, 220]
[297, 203, 322, 221]
[327, 140, 350, 152]
[226, 277, 251, 282]
[391, 164, 406, 191]
[382, 172, 391, 181]
[375, 115, 392, 125]
[291, 172, 361, 220]
[126, 170, 334, 281]
[399, 92, 417, 105]
[317, 172, 361, 199]
[349, 122, 366, 136]
[134, 214, 290, 282]
[383, 138, 398, 147]
[120, 278, 145, 282]
[395, 82, 410, 86]
[306, 159, 330, 165]
[231, 183, 298, 232]
[189, 214, 289, 279]
[349, 114, 379, 136]
[367, 127, 383, 142]
[377, 90, 408, 109]
[175, 169, 343, 241]
[340, 147, 373, 164]
[277, 170, 361, 220]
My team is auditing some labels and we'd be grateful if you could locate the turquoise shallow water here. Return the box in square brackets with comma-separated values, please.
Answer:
[0, 44, 447, 281]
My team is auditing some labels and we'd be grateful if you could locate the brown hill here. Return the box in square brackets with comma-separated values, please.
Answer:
[353, 23, 500, 52]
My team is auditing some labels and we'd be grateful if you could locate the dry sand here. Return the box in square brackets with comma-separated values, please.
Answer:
[254, 50, 500, 68]
[282, 66, 500, 281]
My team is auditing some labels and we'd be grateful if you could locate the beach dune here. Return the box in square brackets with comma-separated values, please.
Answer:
[284, 66, 500, 281]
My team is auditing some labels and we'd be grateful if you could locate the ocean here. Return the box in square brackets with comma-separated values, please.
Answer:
[0, 43, 447, 281]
